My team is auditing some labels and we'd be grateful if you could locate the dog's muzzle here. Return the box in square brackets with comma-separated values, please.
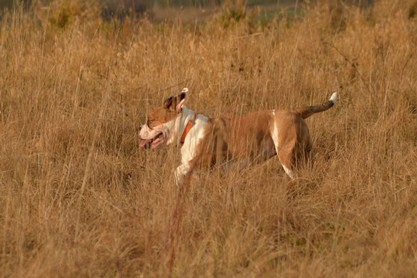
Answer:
[138, 124, 165, 149]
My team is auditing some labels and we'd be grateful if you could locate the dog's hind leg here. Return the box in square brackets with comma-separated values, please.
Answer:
[271, 117, 296, 179]
[272, 140, 297, 179]
[277, 147, 296, 179]
[282, 164, 296, 179]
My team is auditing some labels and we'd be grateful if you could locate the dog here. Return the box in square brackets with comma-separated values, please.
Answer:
[138, 88, 338, 184]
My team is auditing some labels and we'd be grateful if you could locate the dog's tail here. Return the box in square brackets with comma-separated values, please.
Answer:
[296, 92, 338, 119]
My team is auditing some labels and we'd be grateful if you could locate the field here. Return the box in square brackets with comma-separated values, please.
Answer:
[1, 0, 417, 277]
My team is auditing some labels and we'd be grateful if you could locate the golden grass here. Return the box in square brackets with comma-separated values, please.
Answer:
[1, 1, 417, 276]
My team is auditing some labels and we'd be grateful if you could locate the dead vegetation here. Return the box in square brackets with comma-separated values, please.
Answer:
[0, 0, 416, 276]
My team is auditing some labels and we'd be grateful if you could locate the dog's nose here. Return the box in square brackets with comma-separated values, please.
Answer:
[137, 126, 143, 134]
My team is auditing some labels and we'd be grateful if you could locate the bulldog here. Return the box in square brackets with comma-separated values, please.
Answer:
[138, 88, 338, 184]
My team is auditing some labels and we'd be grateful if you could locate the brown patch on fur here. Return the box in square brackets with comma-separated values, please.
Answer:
[273, 110, 312, 169]
[190, 110, 313, 172]
[192, 111, 276, 166]
[147, 107, 178, 128]
[146, 93, 186, 128]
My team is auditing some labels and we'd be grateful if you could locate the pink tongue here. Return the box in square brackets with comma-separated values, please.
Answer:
[139, 139, 151, 148]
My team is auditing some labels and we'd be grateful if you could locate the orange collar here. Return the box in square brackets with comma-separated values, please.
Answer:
[180, 113, 197, 145]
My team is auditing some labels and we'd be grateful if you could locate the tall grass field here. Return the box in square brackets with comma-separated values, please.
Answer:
[0, 1, 417, 276]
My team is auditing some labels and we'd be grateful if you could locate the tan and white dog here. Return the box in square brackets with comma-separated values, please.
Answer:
[138, 88, 338, 184]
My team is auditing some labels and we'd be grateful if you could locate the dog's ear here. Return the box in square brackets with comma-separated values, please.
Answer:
[163, 96, 174, 109]
[175, 88, 188, 113]
[178, 88, 188, 99]
[163, 88, 188, 112]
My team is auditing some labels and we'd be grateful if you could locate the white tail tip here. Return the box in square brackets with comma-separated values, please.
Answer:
[329, 92, 338, 104]
[181, 88, 189, 93]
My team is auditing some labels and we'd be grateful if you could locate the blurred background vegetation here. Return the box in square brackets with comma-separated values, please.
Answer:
[1, 0, 293, 12]
[0, 0, 374, 22]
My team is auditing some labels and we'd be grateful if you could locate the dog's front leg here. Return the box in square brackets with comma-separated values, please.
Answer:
[174, 138, 199, 185]
[174, 163, 192, 186]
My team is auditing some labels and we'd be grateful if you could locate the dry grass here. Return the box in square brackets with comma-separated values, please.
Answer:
[1, 1, 417, 277]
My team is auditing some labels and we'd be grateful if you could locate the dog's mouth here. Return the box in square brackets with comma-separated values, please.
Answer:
[139, 132, 164, 149]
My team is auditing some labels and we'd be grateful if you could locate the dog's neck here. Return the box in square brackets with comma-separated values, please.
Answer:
[173, 106, 208, 146]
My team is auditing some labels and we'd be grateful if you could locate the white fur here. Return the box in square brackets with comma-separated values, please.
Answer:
[329, 92, 338, 104]
[271, 110, 279, 154]
[174, 107, 209, 185]
[160, 119, 178, 145]
[282, 165, 295, 179]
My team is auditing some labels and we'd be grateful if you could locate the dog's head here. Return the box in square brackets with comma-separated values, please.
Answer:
[138, 88, 188, 149]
